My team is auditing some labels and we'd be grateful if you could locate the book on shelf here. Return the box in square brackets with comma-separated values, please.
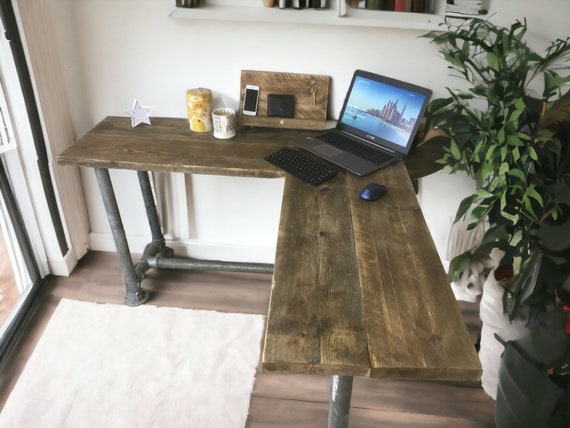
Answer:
[310, 0, 327, 7]
[339, 0, 430, 11]
[365, 0, 384, 9]
[280, 0, 326, 8]
[394, 0, 406, 10]
[445, 0, 488, 18]
[412, 0, 426, 12]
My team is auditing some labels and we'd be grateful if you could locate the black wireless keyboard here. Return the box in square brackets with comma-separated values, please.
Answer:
[265, 147, 338, 186]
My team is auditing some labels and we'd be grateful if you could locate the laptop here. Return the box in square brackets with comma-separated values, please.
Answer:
[293, 69, 432, 176]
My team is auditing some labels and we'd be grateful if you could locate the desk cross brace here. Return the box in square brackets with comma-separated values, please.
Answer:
[94, 168, 273, 306]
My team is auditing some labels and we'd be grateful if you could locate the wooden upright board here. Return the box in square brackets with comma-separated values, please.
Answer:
[238, 70, 330, 130]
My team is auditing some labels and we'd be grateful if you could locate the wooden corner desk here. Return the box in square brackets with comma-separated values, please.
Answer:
[58, 116, 481, 428]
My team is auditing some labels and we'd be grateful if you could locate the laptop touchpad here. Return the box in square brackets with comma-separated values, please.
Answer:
[314, 144, 343, 158]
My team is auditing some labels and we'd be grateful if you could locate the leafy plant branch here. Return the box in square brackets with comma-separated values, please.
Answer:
[421, 18, 570, 322]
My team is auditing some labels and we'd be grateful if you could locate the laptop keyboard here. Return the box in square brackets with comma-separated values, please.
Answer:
[318, 132, 394, 165]
[265, 147, 338, 186]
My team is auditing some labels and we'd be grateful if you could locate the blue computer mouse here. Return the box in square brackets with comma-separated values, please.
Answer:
[360, 183, 388, 201]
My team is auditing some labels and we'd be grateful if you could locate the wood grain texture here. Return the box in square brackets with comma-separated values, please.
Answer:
[58, 116, 300, 177]
[263, 173, 370, 376]
[238, 70, 330, 130]
[348, 165, 481, 380]
[264, 161, 482, 381]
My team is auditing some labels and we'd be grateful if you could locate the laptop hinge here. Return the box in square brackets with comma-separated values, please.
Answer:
[341, 130, 396, 154]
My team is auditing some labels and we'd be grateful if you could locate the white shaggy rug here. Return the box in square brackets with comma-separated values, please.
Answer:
[0, 299, 265, 428]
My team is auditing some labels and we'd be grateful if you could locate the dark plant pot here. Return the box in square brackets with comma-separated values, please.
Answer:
[495, 311, 570, 427]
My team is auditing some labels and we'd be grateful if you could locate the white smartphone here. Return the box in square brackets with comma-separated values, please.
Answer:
[242, 84, 260, 116]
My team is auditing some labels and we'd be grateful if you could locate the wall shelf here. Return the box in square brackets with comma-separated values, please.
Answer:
[169, 0, 446, 31]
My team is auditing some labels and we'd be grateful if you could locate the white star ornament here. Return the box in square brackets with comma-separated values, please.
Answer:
[125, 99, 153, 127]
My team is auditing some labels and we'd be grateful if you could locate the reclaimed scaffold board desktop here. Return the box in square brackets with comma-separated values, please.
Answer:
[58, 116, 481, 428]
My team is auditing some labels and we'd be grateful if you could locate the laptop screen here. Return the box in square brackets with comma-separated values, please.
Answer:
[337, 70, 432, 155]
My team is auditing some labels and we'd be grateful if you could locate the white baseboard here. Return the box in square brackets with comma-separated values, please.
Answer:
[87, 233, 276, 265]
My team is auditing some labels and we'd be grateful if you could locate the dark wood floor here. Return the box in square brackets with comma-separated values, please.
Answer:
[0, 251, 495, 427]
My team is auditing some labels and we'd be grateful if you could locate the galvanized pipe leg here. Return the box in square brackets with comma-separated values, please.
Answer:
[94, 168, 149, 306]
[134, 170, 173, 277]
[137, 171, 165, 242]
[328, 375, 353, 428]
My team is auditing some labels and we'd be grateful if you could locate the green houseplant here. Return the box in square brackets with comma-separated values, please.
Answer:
[419, 18, 570, 323]
[413, 18, 570, 424]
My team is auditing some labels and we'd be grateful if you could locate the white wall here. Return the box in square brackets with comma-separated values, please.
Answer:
[49, 0, 570, 264]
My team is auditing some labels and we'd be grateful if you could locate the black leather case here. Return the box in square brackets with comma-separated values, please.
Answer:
[267, 94, 295, 118]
